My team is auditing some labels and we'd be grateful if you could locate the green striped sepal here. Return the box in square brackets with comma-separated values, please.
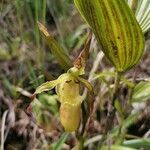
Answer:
[74, 0, 145, 72]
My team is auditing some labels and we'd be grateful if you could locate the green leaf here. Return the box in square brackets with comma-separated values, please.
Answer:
[39, 93, 58, 113]
[115, 99, 124, 120]
[93, 71, 134, 88]
[2, 77, 18, 98]
[93, 71, 116, 80]
[38, 22, 72, 70]
[74, 0, 144, 72]
[53, 132, 69, 150]
[123, 139, 150, 149]
[0, 48, 11, 60]
[128, 0, 150, 34]
[101, 145, 137, 150]
[121, 113, 139, 132]
[132, 81, 150, 102]
[31, 95, 59, 131]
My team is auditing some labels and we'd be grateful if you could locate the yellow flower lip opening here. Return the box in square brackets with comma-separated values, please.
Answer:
[56, 75, 82, 104]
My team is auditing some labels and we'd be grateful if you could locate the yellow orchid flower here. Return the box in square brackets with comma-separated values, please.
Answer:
[34, 67, 93, 132]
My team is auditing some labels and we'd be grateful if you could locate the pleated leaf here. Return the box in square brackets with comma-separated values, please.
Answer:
[132, 81, 150, 102]
[128, 0, 150, 34]
[38, 22, 72, 70]
[124, 139, 150, 149]
[74, 0, 145, 72]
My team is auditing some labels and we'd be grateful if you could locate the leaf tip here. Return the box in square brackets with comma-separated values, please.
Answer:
[37, 21, 49, 37]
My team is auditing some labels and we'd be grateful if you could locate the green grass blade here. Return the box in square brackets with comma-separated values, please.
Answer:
[121, 113, 139, 132]
[123, 139, 150, 149]
[53, 132, 69, 150]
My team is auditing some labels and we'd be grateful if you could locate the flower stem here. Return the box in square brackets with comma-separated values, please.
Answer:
[78, 136, 85, 150]
[112, 71, 121, 105]
[106, 71, 121, 131]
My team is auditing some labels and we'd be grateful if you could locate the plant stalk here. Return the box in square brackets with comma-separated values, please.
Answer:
[112, 71, 121, 105]
[106, 71, 121, 132]
[78, 136, 85, 150]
